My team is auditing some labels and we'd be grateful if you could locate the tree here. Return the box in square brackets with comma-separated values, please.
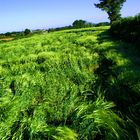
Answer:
[94, 0, 126, 24]
[5, 32, 11, 36]
[24, 28, 31, 35]
[72, 20, 86, 28]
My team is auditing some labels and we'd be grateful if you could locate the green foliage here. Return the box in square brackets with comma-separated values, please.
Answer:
[111, 13, 140, 47]
[73, 20, 86, 28]
[76, 97, 125, 140]
[72, 20, 93, 28]
[5, 32, 11, 36]
[24, 28, 31, 36]
[0, 26, 139, 139]
[94, 0, 126, 23]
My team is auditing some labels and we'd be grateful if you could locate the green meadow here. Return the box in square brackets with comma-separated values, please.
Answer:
[0, 26, 140, 139]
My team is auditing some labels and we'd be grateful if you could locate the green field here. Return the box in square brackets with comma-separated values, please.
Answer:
[0, 26, 140, 140]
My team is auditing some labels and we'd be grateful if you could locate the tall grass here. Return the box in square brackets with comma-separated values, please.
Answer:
[0, 26, 139, 139]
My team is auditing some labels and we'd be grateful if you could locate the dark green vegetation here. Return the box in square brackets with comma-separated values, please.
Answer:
[0, 26, 140, 139]
[94, 0, 126, 24]
[72, 20, 94, 28]
[24, 28, 31, 36]
[111, 13, 140, 46]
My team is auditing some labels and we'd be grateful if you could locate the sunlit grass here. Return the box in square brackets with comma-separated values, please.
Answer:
[0, 26, 139, 140]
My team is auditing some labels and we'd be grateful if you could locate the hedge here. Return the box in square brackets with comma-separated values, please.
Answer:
[110, 13, 140, 45]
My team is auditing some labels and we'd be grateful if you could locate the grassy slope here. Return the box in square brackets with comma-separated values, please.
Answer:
[0, 26, 140, 140]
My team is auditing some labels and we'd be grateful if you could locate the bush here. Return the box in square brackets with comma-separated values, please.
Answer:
[72, 20, 94, 28]
[24, 28, 31, 36]
[110, 13, 140, 46]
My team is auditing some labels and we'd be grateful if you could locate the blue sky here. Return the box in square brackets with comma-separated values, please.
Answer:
[0, 0, 140, 33]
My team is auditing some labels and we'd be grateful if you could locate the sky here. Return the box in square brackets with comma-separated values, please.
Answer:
[0, 0, 140, 33]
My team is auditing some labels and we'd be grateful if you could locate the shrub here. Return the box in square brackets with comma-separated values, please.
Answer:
[110, 13, 140, 46]
[24, 28, 31, 36]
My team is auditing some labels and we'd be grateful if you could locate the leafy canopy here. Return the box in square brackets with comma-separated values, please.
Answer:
[72, 20, 87, 28]
[94, 0, 126, 23]
[24, 28, 31, 35]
